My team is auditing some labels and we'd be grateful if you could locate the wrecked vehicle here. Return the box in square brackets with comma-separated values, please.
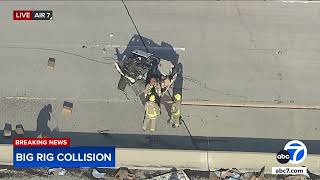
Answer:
[114, 49, 177, 97]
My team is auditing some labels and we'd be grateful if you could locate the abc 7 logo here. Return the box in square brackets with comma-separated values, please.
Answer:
[276, 140, 307, 164]
[276, 150, 291, 164]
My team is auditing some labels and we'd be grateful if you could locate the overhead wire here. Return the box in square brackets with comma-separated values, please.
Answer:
[121, 0, 149, 53]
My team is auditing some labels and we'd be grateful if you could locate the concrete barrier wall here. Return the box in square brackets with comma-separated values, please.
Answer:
[116, 148, 208, 170]
[0, 144, 13, 165]
[116, 149, 320, 173]
[208, 151, 320, 173]
[1, 145, 319, 173]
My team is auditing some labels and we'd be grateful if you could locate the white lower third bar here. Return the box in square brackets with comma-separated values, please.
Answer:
[272, 167, 307, 175]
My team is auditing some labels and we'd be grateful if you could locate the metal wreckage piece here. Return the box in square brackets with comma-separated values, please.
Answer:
[148, 170, 190, 180]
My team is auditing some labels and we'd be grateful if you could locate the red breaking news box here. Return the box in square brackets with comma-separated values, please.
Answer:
[13, 10, 32, 20]
[13, 138, 70, 147]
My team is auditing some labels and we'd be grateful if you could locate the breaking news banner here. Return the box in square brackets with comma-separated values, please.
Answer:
[13, 138, 115, 168]
[14, 138, 70, 147]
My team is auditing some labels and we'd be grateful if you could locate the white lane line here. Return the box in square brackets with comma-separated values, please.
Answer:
[86, 45, 186, 52]
[0, 43, 186, 52]
[4, 96, 134, 103]
[75, 98, 133, 103]
[5, 96, 57, 100]
[282, 1, 320, 3]
[170, 100, 320, 110]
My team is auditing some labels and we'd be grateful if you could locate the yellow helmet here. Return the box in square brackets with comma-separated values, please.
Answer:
[149, 95, 156, 102]
[174, 94, 181, 101]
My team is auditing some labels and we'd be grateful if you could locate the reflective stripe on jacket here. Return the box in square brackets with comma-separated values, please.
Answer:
[146, 107, 157, 119]
[173, 109, 181, 116]
[145, 101, 160, 119]
[171, 103, 181, 118]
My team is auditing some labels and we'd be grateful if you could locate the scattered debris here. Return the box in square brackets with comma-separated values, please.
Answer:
[115, 167, 135, 180]
[149, 169, 190, 180]
[241, 172, 255, 180]
[15, 124, 25, 136]
[210, 168, 241, 180]
[3, 123, 12, 137]
[307, 169, 320, 179]
[92, 168, 106, 179]
[48, 57, 55, 70]
[277, 72, 283, 80]
[97, 129, 110, 136]
[274, 99, 283, 104]
[277, 49, 288, 55]
[221, 168, 240, 179]
[48, 168, 66, 176]
[256, 166, 266, 180]
[63, 101, 74, 114]
[242, 166, 266, 180]
[283, 174, 308, 180]
[0, 166, 318, 179]
[209, 173, 219, 180]
[0, 168, 8, 172]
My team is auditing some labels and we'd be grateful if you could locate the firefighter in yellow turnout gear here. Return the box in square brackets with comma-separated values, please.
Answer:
[144, 77, 162, 98]
[143, 95, 161, 132]
[170, 94, 182, 128]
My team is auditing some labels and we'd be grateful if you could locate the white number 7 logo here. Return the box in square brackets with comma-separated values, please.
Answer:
[284, 140, 307, 164]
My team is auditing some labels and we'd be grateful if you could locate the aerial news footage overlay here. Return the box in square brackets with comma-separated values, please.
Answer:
[13, 138, 115, 168]
[13, 10, 53, 20]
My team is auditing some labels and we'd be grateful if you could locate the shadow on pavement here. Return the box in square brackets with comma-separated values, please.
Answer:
[1, 130, 319, 154]
[114, 34, 184, 112]
[115, 34, 179, 66]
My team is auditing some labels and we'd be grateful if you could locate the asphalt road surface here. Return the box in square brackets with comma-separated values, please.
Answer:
[0, 1, 320, 153]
